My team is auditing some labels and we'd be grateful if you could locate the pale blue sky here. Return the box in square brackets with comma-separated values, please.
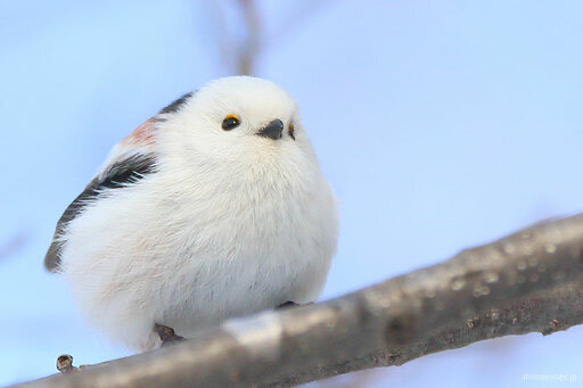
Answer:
[1, 1, 582, 386]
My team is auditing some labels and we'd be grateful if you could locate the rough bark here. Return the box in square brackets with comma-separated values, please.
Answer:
[14, 214, 583, 387]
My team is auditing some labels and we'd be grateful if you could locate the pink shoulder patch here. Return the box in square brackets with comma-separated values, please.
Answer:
[122, 118, 157, 146]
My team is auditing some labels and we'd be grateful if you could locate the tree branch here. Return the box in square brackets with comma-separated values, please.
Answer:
[14, 214, 583, 387]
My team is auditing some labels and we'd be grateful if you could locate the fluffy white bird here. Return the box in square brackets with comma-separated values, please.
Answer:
[45, 76, 338, 351]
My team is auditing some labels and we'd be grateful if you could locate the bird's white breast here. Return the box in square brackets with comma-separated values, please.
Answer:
[62, 145, 337, 351]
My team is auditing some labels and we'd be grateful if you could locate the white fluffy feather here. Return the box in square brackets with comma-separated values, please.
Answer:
[57, 76, 338, 351]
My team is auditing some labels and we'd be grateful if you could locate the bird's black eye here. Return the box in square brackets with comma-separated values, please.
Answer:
[222, 115, 240, 131]
[288, 123, 296, 140]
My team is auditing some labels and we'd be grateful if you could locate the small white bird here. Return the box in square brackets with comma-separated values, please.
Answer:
[45, 76, 338, 352]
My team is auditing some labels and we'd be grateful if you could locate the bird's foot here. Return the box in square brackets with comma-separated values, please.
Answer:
[154, 323, 185, 346]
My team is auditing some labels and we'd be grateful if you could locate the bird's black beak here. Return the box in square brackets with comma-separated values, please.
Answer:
[257, 119, 284, 140]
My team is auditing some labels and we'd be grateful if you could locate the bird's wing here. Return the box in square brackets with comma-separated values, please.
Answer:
[45, 91, 195, 273]
[44, 120, 159, 272]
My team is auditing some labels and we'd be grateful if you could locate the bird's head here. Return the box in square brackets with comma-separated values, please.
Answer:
[157, 77, 313, 169]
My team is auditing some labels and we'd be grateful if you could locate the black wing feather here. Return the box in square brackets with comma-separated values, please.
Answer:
[44, 153, 157, 272]
[158, 92, 193, 115]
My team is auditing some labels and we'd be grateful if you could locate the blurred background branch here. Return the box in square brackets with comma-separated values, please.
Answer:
[206, 0, 262, 76]
[236, 0, 260, 76]
[14, 214, 583, 387]
[206, 0, 328, 76]
[0, 230, 29, 263]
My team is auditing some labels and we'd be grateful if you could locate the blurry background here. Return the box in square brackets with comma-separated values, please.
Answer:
[1, 1, 582, 386]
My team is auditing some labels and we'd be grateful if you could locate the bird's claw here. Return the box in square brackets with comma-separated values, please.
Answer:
[154, 323, 185, 346]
